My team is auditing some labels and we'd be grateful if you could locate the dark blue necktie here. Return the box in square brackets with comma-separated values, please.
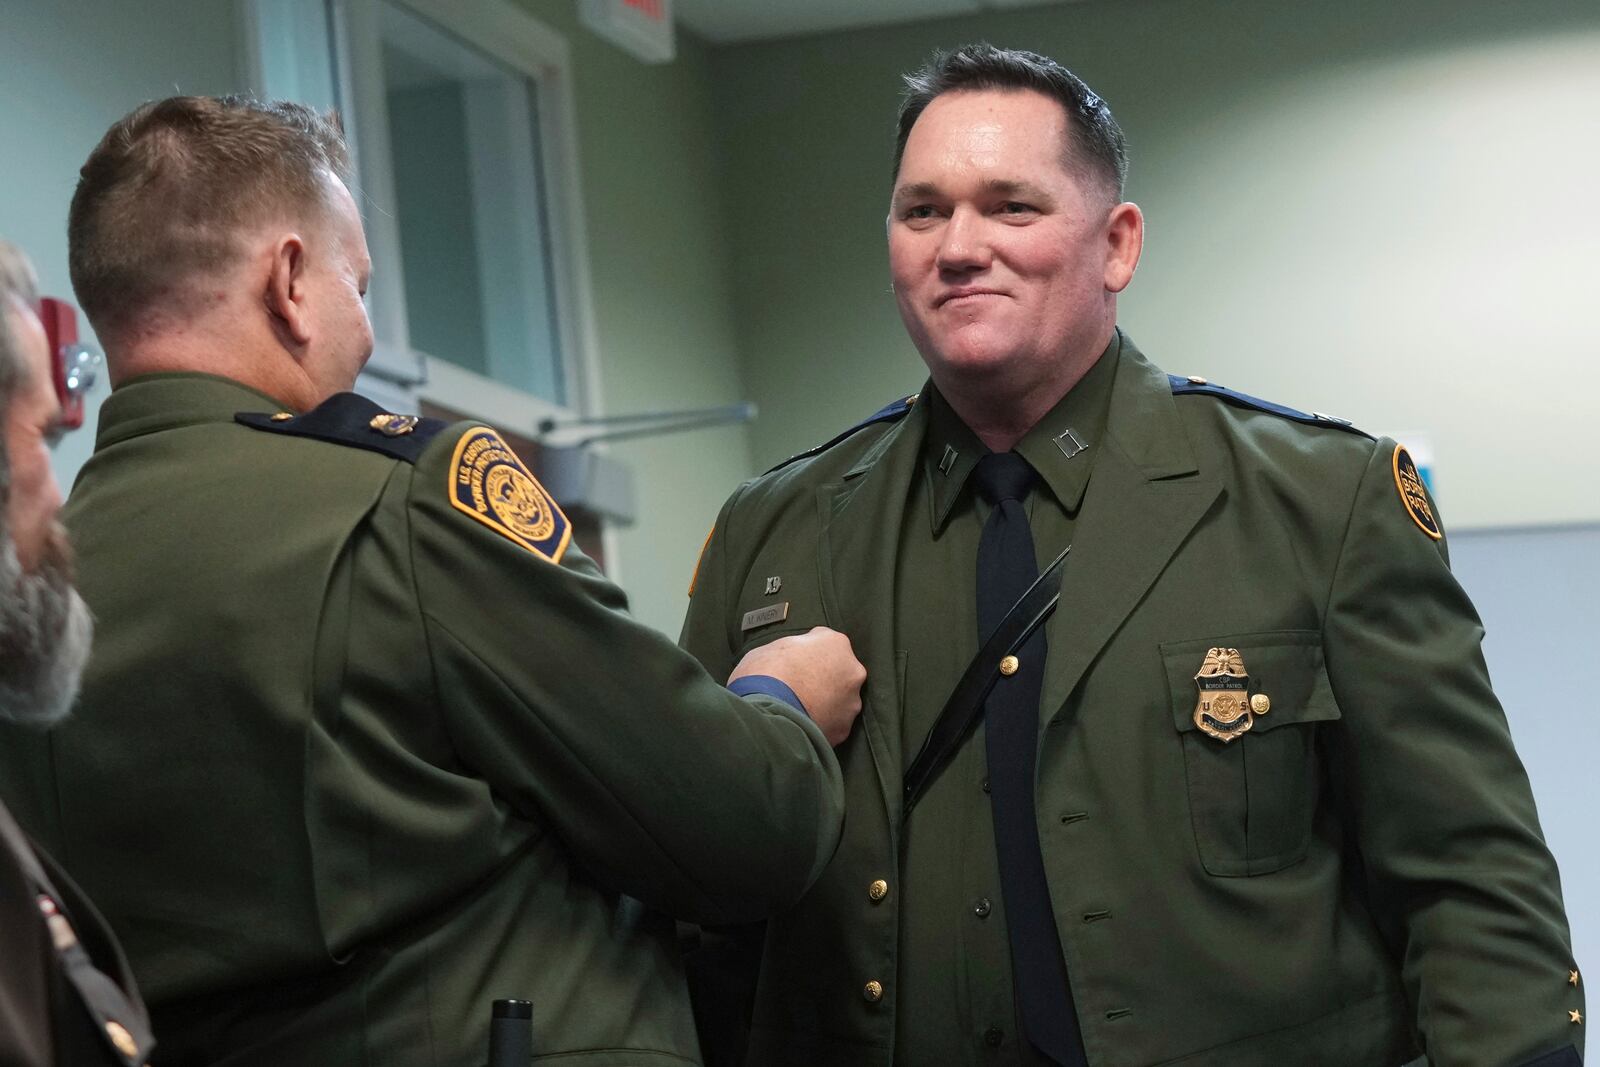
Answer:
[973, 452, 1085, 1066]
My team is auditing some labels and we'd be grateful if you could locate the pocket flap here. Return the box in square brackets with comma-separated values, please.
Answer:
[1161, 631, 1340, 735]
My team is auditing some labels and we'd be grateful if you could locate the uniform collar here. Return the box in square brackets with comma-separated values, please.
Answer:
[93, 373, 291, 452]
[922, 331, 1121, 533]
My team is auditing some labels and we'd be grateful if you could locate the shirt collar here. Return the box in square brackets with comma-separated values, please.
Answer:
[93, 372, 292, 452]
[922, 332, 1121, 533]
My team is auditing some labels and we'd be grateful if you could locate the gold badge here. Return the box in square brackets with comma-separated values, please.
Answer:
[370, 412, 419, 437]
[270, 411, 294, 422]
[1392, 445, 1442, 540]
[1193, 647, 1268, 743]
[449, 428, 571, 563]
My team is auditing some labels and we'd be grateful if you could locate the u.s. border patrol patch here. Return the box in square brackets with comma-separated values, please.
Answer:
[449, 428, 571, 562]
[1392, 445, 1442, 540]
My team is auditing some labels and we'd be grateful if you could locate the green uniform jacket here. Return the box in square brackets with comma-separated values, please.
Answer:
[679, 335, 1583, 1067]
[0, 373, 845, 1066]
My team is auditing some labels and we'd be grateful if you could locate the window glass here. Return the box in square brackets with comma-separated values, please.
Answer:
[379, 0, 567, 404]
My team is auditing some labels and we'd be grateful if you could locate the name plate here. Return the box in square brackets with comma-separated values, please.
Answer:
[740, 602, 790, 632]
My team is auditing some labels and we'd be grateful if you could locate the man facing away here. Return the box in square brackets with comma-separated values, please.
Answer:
[0, 237, 153, 1065]
[0, 96, 866, 1066]
[681, 44, 1583, 1067]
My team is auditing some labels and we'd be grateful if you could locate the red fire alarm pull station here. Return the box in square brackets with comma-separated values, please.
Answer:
[37, 296, 100, 430]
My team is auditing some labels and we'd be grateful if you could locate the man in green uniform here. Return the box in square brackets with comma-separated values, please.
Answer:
[680, 45, 1583, 1066]
[0, 238, 153, 1066]
[0, 97, 866, 1065]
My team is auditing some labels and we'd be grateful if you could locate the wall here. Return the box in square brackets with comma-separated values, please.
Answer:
[709, 0, 1600, 534]
[1451, 524, 1600, 987]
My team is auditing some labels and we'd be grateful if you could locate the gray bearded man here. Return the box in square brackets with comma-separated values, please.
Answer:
[0, 237, 152, 1066]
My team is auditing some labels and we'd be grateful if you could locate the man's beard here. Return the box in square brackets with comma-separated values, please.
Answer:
[0, 521, 93, 727]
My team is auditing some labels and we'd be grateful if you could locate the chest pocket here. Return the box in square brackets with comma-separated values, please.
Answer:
[1161, 631, 1340, 877]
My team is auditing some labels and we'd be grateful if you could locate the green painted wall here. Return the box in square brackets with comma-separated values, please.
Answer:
[709, 0, 1600, 529]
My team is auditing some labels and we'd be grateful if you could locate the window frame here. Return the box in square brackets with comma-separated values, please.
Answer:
[240, 0, 605, 429]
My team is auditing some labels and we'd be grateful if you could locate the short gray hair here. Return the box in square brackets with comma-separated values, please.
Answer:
[0, 239, 40, 307]
[0, 238, 42, 417]
[0, 237, 47, 516]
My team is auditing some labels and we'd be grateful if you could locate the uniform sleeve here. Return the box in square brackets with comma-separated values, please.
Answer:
[678, 487, 744, 682]
[1321, 439, 1583, 1066]
[405, 435, 843, 926]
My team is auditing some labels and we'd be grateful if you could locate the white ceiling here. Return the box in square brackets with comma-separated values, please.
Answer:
[672, 0, 1081, 46]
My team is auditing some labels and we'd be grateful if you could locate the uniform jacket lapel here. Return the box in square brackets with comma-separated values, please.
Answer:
[1041, 340, 1222, 723]
[817, 400, 928, 836]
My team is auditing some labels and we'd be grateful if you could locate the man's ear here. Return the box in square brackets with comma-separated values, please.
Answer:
[264, 234, 312, 346]
[1103, 201, 1144, 294]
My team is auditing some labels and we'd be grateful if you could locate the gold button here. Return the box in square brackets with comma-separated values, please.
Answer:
[863, 980, 884, 1002]
[270, 412, 294, 422]
[1187, 375, 1208, 385]
[1250, 693, 1271, 714]
[105, 1020, 138, 1057]
[1571, 969, 1581, 987]
[868, 879, 888, 902]
[999, 655, 1019, 676]
[1571, 1009, 1583, 1024]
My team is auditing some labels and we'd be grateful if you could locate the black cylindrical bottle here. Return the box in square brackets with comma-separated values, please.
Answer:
[487, 998, 532, 1066]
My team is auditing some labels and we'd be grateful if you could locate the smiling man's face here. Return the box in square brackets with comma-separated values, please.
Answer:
[888, 87, 1129, 398]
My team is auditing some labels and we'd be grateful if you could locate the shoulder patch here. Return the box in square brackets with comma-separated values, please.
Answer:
[235, 392, 448, 463]
[1168, 375, 1372, 439]
[449, 427, 572, 563]
[765, 393, 919, 475]
[1392, 445, 1443, 540]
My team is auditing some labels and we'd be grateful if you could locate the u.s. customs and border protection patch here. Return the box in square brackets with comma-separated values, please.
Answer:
[449, 427, 571, 563]
[1193, 647, 1268, 743]
[1392, 445, 1442, 540]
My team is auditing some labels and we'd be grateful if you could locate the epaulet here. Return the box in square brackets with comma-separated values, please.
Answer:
[764, 393, 919, 475]
[1168, 375, 1373, 439]
[235, 391, 449, 464]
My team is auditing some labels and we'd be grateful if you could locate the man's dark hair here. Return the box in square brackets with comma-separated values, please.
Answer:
[894, 43, 1128, 198]
[68, 95, 350, 340]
